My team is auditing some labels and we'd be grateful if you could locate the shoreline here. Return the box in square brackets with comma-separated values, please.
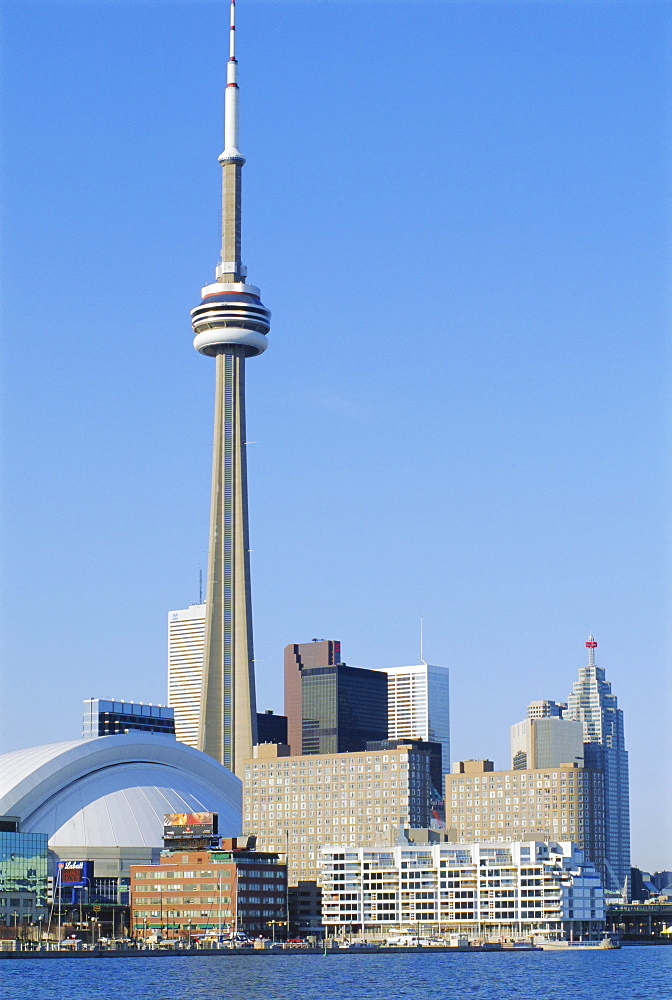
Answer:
[3, 942, 655, 959]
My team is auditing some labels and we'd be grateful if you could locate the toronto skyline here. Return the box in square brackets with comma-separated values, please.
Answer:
[1, 0, 669, 872]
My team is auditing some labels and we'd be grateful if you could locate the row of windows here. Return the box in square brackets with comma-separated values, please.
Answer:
[133, 870, 283, 881]
[448, 776, 585, 788]
[247, 754, 410, 772]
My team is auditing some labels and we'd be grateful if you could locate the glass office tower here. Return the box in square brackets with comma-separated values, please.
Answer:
[0, 818, 48, 928]
[566, 637, 630, 893]
[301, 663, 388, 755]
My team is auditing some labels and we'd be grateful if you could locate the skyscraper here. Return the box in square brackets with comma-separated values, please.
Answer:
[168, 603, 282, 751]
[565, 636, 630, 892]
[191, 1, 270, 775]
[284, 640, 341, 754]
[301, 662, 388, 755]
[167, 603, 206, 747]
[382, 663, 450, 782]
[284, 640, 387, 756]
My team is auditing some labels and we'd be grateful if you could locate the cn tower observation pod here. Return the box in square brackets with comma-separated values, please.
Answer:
[192, 282, 271, 358]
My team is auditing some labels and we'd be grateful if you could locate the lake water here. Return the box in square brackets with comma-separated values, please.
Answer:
[1, 947, 670, 1000]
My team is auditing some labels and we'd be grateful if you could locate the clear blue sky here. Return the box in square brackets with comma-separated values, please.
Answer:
[2, 1, 669, 871]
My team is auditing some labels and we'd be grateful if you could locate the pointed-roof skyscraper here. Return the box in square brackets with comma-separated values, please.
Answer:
[565, 636, 630, 893]
[191, 0, 270, 776]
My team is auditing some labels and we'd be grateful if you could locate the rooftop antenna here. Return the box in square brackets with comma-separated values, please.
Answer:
[199, 566, 203, 605]
[586, 634, 597, 666]
[419, 618, 427, 665]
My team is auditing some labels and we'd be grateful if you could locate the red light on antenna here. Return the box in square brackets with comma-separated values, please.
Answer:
[586, 641, 597, 648]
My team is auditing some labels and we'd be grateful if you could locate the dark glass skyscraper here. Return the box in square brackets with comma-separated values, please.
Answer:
[284, 640, 387, 756]
[284, 640, 340, 754]
[301, 663, 388, 756]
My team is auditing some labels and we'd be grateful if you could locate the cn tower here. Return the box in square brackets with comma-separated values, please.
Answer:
[191, 0, 270, 776]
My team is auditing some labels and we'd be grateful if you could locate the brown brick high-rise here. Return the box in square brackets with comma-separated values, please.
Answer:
[284, 640, 340, 755]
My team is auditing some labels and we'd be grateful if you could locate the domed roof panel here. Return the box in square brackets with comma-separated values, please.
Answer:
[0, 734, 242, 849]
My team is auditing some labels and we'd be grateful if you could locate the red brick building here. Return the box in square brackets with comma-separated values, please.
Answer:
[130, 836, 286, 940]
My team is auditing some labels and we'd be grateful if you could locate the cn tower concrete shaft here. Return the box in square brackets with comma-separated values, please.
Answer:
[191, 0, 269, 777]
[200, 347, 257, 773]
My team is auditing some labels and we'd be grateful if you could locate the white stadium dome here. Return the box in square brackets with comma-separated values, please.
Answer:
[0, 733, 241, 849]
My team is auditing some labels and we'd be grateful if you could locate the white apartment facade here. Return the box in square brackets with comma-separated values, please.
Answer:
[321, 840, 605, 940]
[167, 603, 206, 747]
[381, 663, 450, 783]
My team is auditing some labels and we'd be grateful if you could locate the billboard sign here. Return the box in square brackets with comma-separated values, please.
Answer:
[57, 860, 93, 889]
[163, 812, 218, 839]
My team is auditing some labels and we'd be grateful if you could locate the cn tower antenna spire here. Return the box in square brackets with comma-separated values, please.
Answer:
[191, 0, 271, 776]
[215, 0, 246, 284]
[223, 0, 243, 164]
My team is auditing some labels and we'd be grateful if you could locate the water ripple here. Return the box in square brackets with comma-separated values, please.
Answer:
[1, 947, 670, 1000]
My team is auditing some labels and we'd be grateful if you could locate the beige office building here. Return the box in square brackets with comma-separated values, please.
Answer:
[445, 760, 605, 877]
[167, 604, 206, 748]
[510, 716, 584, 771]
[242, 743, 432, 883]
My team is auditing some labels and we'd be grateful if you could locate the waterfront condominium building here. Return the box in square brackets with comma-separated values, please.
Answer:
[320, 840, 605, 940]
[242, 742, 432, 883]
[381, 663, 450, 782]
[168, 604, 206, 748]
[445, 760, 606, 885]
[565, 637, 630, 893]
[510, 715, 584, 771]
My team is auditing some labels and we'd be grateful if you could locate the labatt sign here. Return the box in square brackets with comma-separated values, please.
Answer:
[57, 860, 92, 887]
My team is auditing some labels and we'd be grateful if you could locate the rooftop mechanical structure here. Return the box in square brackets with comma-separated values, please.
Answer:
[191, 0, 270, 776]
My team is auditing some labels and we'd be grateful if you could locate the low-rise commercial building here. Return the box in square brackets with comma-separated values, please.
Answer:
[243, 742, 432, 883]
[130, 837, 287, 940]
[288, 880, 322, 938]
[0, 817, 48, 930]
[321, 840, 605, 940]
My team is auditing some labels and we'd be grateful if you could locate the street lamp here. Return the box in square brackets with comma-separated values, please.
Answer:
[80, 876, 91, 938]
[266, 919, 284, 944]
